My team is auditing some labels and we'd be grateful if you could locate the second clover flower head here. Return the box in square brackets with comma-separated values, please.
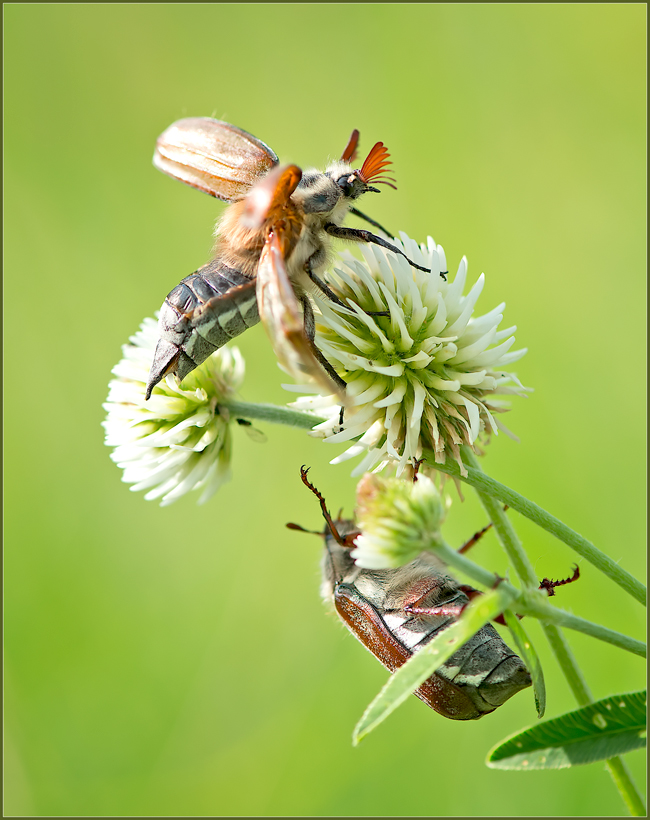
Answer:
[102, 316, 247, 506]
[290, 233, 530, 477]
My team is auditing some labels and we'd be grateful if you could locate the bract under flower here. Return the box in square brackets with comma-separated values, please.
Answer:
[289, 234, 530, 477]
[102, 316, 245, 505]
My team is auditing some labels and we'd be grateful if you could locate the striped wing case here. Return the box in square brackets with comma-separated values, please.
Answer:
[153, 117, 279, 202]
[323, 524, 531, 720]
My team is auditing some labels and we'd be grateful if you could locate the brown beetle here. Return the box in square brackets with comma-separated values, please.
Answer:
[292, 469, 532, 720]
[321, 519, 532, 720]
[146, 118, 436, 401]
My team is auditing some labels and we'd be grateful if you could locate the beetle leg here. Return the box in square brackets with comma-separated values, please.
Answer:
[298, 293, 347, 394]
[305, 263, 348, 308]
[458, 522, 494, 554]
[455, 582, 514, 627]
[305, 260, 389, 317]
[538, 564, 580, 597]
[324, 223, 448, 279]
[306, 266, 391, 318]
[404, 603, 467, 618]
[286, 522, 321, 535]
[401, 576, 464, 618]
[402, 578, 468, 618]
[299, 466, 358, 548]
[411, 457, 426, 481]
[348, 206, 393, 238]
[458, 505, 509, 553]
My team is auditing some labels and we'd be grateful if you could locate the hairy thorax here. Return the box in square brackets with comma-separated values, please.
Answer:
[213, 196, 307, 281]
[212, 187, 351, 293]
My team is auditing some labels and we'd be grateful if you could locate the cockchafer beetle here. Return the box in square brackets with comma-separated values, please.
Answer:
[289, 467, 533, 721]
[146, 118, 438, 402]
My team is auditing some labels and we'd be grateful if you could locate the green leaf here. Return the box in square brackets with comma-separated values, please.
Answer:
[487, 691, 646, 770]
[352, 584, 517, 745]
[503, 609, 546, 718]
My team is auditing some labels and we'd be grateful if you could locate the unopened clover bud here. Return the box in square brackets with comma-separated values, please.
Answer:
[351, 472, 446, 569]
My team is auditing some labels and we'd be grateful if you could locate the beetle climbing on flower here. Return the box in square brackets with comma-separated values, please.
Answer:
[145, 117, 438, 403]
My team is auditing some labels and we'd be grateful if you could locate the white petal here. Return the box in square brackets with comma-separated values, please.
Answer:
[446, 274, 485, 335]
[374, 381, 407, 408]
[470, 335, 516, 367]
[410, 381, 426, 430]
[378, 283, 414, 350]
[447, 326, 498, 366]
[462, 397, 481, 443]
[428, 293, 448, 336]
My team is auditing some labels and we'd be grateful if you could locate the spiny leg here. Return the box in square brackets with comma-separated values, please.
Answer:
[411, 458, 425, 482]
[538, 565, 580, 597]
[402, 576, 466, 618]
[305, 263, 389, 318]
[458, 505, 509, 554]
[299, 466, 357, 547]
[299, 293, 347, 394]
[349, 207, 394, 238]
[324, 223, 448, 279]
[305, 266, 348, 310]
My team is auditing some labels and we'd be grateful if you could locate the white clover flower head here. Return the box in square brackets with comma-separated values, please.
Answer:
[290, 233, 529, 477]
[351, 472, 446, 569]
[102, 316, 246, 506]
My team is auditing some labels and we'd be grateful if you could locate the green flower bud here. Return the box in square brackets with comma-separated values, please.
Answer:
[351, 472, 447, 569]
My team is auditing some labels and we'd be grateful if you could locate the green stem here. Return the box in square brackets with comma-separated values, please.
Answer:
[605, 758, 648, 817]
[225, 402, 644, 605]
[540, 623, 592, 705]
[519, 598, 645, 657]
[461, 448, 538, 587]
[424, 449, 646, 606]
[540, 627, 646, 815]
[434, 542, 645, 658]
[223, 400, 325, 430]
[457, 451, 645, 815]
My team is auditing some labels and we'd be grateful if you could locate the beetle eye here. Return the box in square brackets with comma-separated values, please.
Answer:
[336, 175, 355, 197]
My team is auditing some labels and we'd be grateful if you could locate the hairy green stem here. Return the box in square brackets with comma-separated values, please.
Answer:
[461, 448, 538, 587]
[540, 623, 592, 705]
[520, 599, 645, 657]
[541, 627, 645, 815]
[223, 400, 325, 430]
[458, 451, 645, 816]
[425, 449, 646, 606]
[434, 542, 645, 658]
[605, 758, 647, 817]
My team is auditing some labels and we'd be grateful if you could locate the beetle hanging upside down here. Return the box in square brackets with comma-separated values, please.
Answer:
[290, 468, 533, 721]
[145, 117, 436, 402]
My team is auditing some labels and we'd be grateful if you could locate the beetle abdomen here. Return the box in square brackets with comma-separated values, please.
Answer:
[335, 584, 482, 720]
[334, 580, 531, 720]
[145, 259, 259, 399]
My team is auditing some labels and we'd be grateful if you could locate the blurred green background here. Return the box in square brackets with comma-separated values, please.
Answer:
[5, 4, 645, 817]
